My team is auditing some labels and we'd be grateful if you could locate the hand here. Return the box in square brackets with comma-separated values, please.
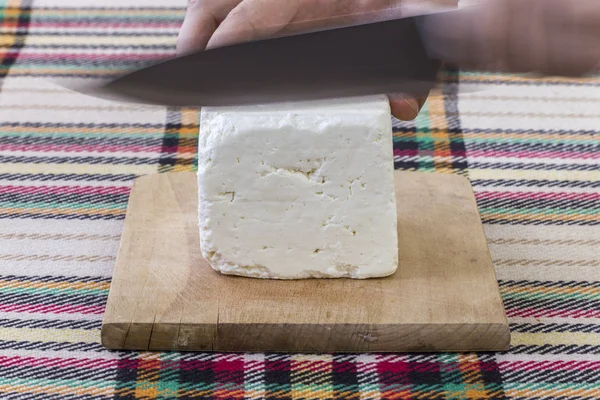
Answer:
[177, 0, 435, 120]
[422, 0, 600, 76]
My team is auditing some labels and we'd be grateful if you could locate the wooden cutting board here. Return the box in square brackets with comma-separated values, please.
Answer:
[101, 171, 509, 352]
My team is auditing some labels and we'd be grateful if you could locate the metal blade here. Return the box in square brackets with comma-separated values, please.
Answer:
[86, 13, 447, 107]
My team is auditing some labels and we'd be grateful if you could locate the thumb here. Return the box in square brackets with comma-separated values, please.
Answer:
[388, 94, 429, 121]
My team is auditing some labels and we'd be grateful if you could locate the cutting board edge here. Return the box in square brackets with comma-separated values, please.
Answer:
[102, 320, 510, 352]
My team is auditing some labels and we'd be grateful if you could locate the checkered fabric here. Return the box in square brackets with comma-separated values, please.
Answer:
[0, 0, 599, 399]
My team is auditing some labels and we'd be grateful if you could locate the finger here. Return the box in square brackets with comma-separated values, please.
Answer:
[177, 8, 217, 55]
[206, 0, 409, 49]
[277, 0, 407, 35]
[207, 0, 300, 49]
[540, 0, 600, 76]
[388, 94, 429, 121]
[177, 0, 242, 55]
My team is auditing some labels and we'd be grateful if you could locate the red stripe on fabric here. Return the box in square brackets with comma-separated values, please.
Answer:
[214, 354, 245, 362]
[468, 150, 599, 159]
[408, 362, 443, 373]
[178, 360, 215, 370]
[0, 20, 32, 30]
[394, 149, 418, 157]
[331, 361, 356, 373]
[377, 360, 412, 373]
[0, 303, 105, 315]
[264, 360, 291, 371]
[213, 359, 244, 373]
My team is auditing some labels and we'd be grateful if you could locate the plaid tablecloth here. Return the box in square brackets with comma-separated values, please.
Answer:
[0, 0, 599, 399]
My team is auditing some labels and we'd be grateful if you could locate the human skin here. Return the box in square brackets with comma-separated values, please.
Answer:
[421, 0, 600, 77]
[176, 0, 431, 120]
[177, 0, 599, 120]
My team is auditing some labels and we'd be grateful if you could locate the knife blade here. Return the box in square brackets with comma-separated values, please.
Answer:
[81, 8, 467, 107]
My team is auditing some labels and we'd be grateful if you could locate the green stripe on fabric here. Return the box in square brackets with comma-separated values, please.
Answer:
[501, 289, 598, 302]
[0, 377, 116, 390]
[0, 285, 108, 297]
[397, 135, 599, 146]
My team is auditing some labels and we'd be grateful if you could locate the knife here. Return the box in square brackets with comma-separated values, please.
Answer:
[79, 8, 471, 107]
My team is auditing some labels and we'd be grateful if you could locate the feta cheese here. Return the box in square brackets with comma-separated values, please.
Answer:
[197, 95, 398, 279]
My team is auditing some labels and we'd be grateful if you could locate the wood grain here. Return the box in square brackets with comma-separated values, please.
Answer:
[102, 171, 510, 352]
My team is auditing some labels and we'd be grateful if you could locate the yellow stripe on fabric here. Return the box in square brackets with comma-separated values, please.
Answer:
[462, 131, 597, 142]
[460, 94, 600, 104]
[2, 204, 124, 215]
[511, 332, 600, 346]
[164, 107, 199, 173]
[0, 383, 113, 398]
[245, 390, 269, 399]
[0, 163, 157, 175]
[0, 35, 16, 47]
[395, 130, 468, 142]
[0, 279, 110, 292]
[457, 354, 490, 400]
[0, 233, 119, 242]
[0, 205, 124, 218]
[181, 108, 200, 128]
[469, 169, 600, 182]
[428, 96, 452, 172]
[290, 388, 334, 399]
[484, 212, 599, 224]
[167, 164, 195, 173]
[1, 1, 26, 13]
[290, 354, 333, 400]
[457, 72, 600, 84]
[135, 353, 162, 400]
[0, 3, 19, 57]
[502, 285, 600, 298]
[0, 327, 100, 343]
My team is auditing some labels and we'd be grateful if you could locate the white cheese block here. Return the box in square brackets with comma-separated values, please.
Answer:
[197, 95, 398, 279]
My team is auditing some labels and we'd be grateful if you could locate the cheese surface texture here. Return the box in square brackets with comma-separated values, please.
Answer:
[197, 96, 398, 279]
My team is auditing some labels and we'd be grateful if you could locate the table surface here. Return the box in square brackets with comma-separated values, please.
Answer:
[0, 0, 598, 399]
